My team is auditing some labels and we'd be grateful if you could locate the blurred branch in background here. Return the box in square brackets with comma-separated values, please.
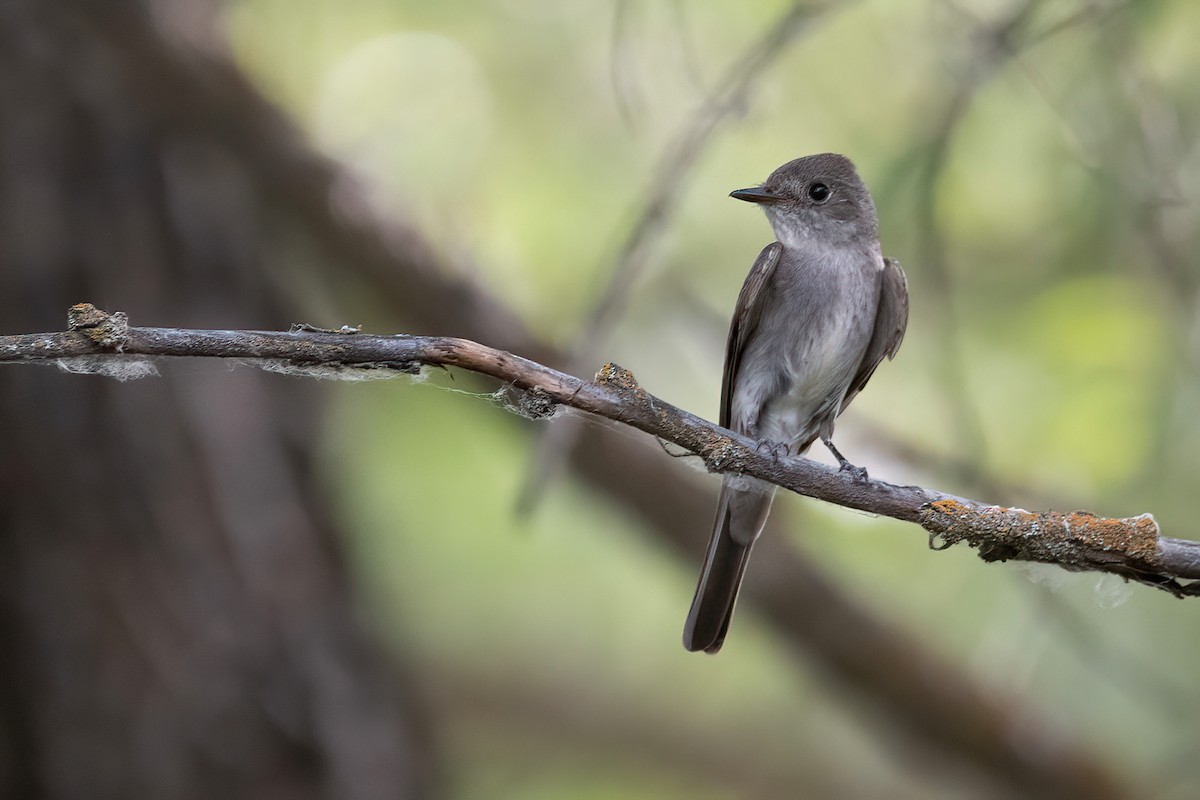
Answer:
[518, 0, 842, 514]
[1096, 22, 1200, 493]
[0, 1, 433, 798]
[72, 7, 1163, 796]
[6, 0, 1199, 798]
[906, 0, 1200, 521]
[907, 0, 1095, 462]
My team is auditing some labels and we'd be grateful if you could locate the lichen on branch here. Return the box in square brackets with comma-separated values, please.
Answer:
[4, 304, 1200, 597]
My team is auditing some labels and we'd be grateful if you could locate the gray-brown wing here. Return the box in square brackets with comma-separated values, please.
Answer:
[841, 257, 908, 410]
[719, 242, 782, 430]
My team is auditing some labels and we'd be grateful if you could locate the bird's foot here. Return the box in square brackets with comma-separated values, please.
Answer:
[823, 438, 868, 481]
[754, 438, 790, 462]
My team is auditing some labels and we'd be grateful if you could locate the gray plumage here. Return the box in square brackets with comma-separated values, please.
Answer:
[683, 153, 908, 654]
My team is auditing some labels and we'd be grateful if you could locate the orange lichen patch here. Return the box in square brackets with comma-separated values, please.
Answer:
[927, 498, 969, 516]
[921, 498, 1161, 568]
[594, 362, 665, 420]
[594, 362, 640, 391]
[67, 302, 108, 330]
[1057, 511, 1159, 560]
[66, 303, 129, 347]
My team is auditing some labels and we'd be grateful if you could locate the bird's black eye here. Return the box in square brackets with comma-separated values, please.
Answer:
[807, 182, 831, 202]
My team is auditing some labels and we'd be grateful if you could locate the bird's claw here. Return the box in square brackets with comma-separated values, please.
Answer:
[839, 462, 869, 482]
[754, 439, 790, 462]
[822, 438, 869, 482]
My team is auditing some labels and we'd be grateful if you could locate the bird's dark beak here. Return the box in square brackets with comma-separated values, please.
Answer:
[729, 187, 781, 204]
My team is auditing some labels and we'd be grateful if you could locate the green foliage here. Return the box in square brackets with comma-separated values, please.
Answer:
[233, 1, 1200, 795]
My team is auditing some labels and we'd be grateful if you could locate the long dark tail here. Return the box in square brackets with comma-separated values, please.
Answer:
[683, 481, 774, 653]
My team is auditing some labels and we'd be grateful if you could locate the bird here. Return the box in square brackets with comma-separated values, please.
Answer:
[683, 153, 908, 654]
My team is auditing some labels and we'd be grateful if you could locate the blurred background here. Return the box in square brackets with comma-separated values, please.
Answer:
[1, 0, 1199, 798]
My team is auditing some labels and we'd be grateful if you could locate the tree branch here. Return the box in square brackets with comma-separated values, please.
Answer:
[20, 7, 1158, 796]
[7, 303, 1200, 596]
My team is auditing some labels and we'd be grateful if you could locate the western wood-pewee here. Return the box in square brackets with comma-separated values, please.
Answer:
[683, 153, 909, 654]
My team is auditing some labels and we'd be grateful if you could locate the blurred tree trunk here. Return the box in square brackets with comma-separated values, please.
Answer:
[0, 3, 433, 798]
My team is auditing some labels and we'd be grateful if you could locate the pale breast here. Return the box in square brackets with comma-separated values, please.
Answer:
[730, 241, 882, 450]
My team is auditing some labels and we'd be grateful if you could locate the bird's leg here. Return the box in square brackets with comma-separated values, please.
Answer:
[822, 438, 868, 481]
